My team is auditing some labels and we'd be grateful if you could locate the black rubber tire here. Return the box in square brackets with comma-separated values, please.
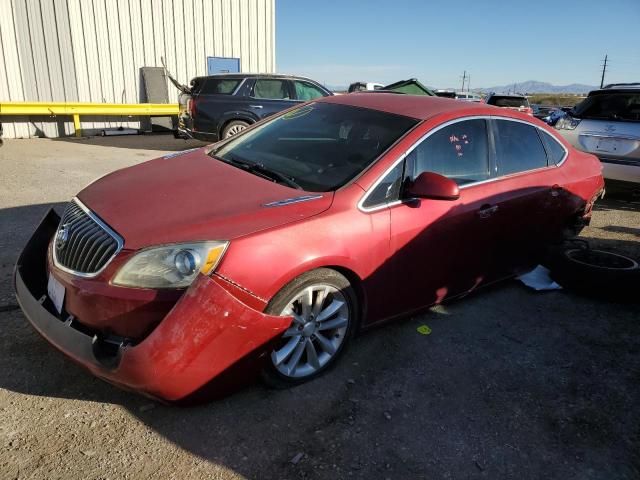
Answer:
[546, 247, 640, 301]
[260, 268, 358, 389]
[222, 120, 250, 139]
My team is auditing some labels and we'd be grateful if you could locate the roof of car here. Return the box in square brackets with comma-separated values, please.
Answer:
[192, 73, 321, 82]
[602, 82, 640, 89]
[591, 83, 640, 94]
[318, 93, 490, 120]
[487, 93, 527, 98]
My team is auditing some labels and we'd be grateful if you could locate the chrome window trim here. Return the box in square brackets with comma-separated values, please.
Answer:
[358, 115, 568, 213]
[52, 197, 124, 279]
[357, 153, 408, 213]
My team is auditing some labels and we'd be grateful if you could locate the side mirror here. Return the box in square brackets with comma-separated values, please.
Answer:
[405, 172, 460, 201]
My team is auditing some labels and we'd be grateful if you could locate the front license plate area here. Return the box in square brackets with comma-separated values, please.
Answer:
[47, 273, 65, 314]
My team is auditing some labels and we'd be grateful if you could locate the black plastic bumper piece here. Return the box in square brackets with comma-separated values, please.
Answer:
[14, 209, 123, 370]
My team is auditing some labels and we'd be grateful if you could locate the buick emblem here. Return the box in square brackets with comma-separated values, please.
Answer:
[56, 225, 70, 251]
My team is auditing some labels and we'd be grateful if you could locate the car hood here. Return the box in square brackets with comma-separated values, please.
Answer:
[77, 148, 333, 250]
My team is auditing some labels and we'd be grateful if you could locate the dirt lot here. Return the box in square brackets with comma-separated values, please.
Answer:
[0, 136, 639, 480]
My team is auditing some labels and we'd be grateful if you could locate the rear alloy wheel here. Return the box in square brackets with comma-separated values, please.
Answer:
[261, 269, 357, 387]
[222, 120, 249, 139]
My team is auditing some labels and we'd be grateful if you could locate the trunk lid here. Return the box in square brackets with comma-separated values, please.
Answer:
[576, 119, 640, 164]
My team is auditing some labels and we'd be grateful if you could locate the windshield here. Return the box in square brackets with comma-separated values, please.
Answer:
[489, 96, 530, 108]
[212, 103, 419, 192]
[572, 92, 640, 122]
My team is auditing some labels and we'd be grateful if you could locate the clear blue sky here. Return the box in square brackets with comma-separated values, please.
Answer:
[275, 0, 640, 89]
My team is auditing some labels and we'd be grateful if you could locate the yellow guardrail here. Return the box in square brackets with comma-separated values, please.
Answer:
[0, 101, 179, 137]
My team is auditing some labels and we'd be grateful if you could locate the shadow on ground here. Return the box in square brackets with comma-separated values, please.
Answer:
[1, 200, 639, 478]
[52, 132, 209, 151]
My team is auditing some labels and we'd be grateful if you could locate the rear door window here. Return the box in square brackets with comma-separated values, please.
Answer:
[406, 119, 491, 186]
[199, 78, 241, 95]
[489, 96, 530, 108]
[494, 120, 548, 175]
[293, 81, 327, 101]
[539, 130, 567, 165]
[253, 79, 291, 99]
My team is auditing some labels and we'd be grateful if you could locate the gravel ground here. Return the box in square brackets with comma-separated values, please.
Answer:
[0, 136, 638, 480]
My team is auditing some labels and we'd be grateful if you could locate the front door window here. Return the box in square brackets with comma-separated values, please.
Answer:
[405, 119, 491, 186]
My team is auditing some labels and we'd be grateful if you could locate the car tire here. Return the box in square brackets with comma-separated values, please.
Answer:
[546, 246, 640, 301]
[222, 120, 250, 139]
[260, 268, 358, 389]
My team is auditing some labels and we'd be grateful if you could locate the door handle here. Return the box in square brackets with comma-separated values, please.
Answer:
[477, 204, 499, 219]
[249, 104, 263, 109]
[550, 184, 561, 197]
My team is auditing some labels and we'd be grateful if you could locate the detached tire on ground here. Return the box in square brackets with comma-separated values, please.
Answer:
[222, 120, 250, 139]
[261, 268, 358, 389]
[546, 247, 640, 301]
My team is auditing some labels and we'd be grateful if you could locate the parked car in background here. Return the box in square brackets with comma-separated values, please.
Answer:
[485, 93, 533, 115]
[177, 74, 332, 141]
[555, 83, 640, 190]
[543, 108, 567, 126]
[532, 104, 557, 120]
[434, 90, 482, 102]
[455, 92, 482, 102]
[16, 94, 603, 402]
[434, 89, 457, 98]
[348, 82, 384, 92]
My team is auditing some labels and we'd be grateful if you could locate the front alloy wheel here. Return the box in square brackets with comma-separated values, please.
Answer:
[262, 269, 357, 387]
[272, 285, 349, 378]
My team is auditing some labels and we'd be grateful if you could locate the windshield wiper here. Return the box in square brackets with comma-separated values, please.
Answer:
[217, 155, 303, 190]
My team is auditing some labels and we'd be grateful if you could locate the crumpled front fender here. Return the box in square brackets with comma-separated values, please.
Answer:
[115, 274, 292, 400]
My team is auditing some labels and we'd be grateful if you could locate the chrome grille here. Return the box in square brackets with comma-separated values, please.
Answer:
[53, 199, 123, 276]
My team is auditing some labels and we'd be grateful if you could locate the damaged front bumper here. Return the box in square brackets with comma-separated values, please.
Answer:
[14, 210, 291, 402]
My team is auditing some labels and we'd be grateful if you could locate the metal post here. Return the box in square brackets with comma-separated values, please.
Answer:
[73, 114, 81, 137]
[600, 54, 608, 88]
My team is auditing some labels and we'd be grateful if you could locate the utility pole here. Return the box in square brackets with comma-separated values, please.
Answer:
[461, 70, 467, 92]
[600, 54, 608, 88]
[467, 75, 471, 92]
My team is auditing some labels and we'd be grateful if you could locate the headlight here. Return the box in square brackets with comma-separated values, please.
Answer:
[555, 115, 581, 130]
[112, 241, 228, 288]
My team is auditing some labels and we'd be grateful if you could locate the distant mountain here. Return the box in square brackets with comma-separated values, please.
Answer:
[478, 80, 597, 94]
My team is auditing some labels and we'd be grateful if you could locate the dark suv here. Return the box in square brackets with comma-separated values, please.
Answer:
[177, 74, 333, 141]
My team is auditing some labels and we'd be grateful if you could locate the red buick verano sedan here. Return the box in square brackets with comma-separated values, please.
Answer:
[15, 94, 604, 402]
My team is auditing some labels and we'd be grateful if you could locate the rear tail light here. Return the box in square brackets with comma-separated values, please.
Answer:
[188, 98, 196, 117]
[555, 116, 581, 130]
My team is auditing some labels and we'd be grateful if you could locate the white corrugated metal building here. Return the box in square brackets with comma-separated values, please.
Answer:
[0, 0, 275, 138]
